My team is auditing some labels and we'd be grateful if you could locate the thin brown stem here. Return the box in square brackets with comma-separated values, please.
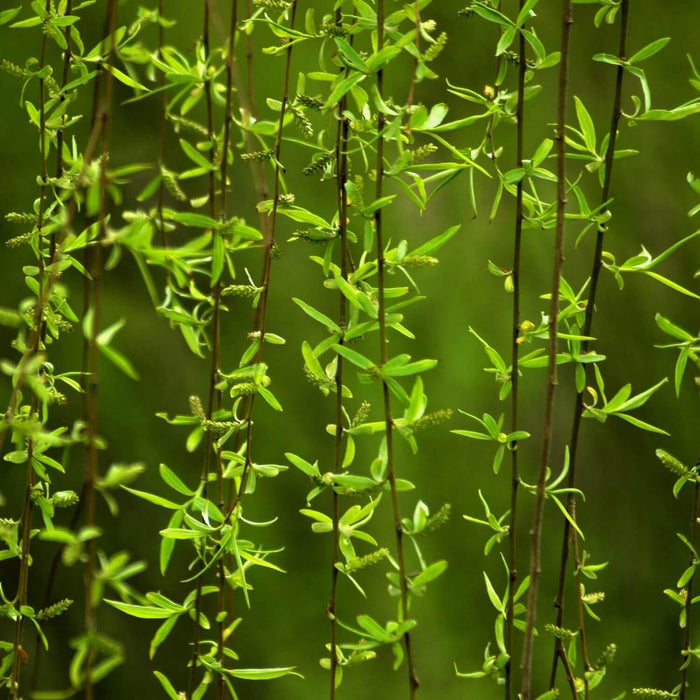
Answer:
[505, 3, 526, 697]
[405, 0, 421, 134]
[232, 0, 298, 509]
[188, 2, 222, 695]
[9, 438, 38, 698]
[484, 0, 503, 174]
[520, 2, 572, 698]
[214, 2, 239, 695]
[84, 3, 118, 698]
[329, 21, 350, 695]
[157, 0, 169, 253]
[680, 457, 700, 700]
[549, 2, 629, 692]
[0, 1, 114, 460]
[376, 0, 417, 695]
[9, 8, 51, 695]
[572, 511, 591, 695]
[242, 0, 271, 239]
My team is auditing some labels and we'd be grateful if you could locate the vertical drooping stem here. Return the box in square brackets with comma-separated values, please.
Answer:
[157, 0, 168, 251]
[8, 10, 51, 695]
[233, 0, 298, 506]
[520, 2, 572, 698]
[216, 2, 238, 695]
[329, 21, 350, 695]
[84, 3, 118, 698]
[505, 4, 526, 697]
[220, 0, 237, 221]
[405, 0, 421, 132]
[188, 3, 221, 695]
[680, 459, 700, 700]
[203, 1, 217, 221]
[31, 1, 76, 685]
[243, 0, 270, 238]
[485, 0, 503, 173]
[0, 0, 114, 460]
[375, 0, 418, 695]
[549, 2, 629, 692]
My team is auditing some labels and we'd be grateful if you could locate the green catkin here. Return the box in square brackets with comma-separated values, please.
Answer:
[51, 491, 80, 508]
[167, 113, 210, 136]
[413, 408, 453, 430]
[632, 691, 679, 699]
[289, 228, 338, 243]
[221, 284, 261, 298]
[398, 255, 439, 269]
[408, 143, 438, 163]
[295, 94, 324, 110]
[5, 232, 37, 248]
[290, 105, 313, 139]
[36, 599, 73, 620]
[350, 400, 371, 428]
[161, 167, 187, 202]
[319, 21, 348, 38]
[656, 448, 692, 477]
[241, 149, 275, 162]
[344, 548, 390, 572]
[544, 623, 578, 640]
[595, 642, 617, 668]
[423, 32, 447, 62]
[5, 212, 39, 225]
[253, 0, 292, 8]
[424, 503, 451, 533]
[302, 151, 334, 176]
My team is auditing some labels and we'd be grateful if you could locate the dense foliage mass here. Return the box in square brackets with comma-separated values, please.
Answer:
[0, 0, 699, 698]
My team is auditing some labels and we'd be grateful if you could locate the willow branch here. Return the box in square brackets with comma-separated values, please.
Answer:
[213, 1, 239, 694]
[505, 3, 526, 698]
[405, 0, 421, 133]
[0, 3, 114, 457]
[232, 0, 298, 508]
[680, 455, 700, 700]
[520, 2, 572, 698]
[84, 3, 118, 698]
[375, 0, 418, 695]
[9, 4, 55, 694]
[549, 2, 629, 692]
[187, 2, 221, 694]
[31, 0, 77, 684]
[157, 0, 169, 252]
[328, 17, 351, 697]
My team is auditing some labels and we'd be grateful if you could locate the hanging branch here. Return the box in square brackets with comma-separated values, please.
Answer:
[328, 8, 350, 697]
[375, 0, 418, 695]
[520, 1, 573, 697]
[242, 0, 271, 238]
[0, 1, 123, 461]
[232, 0, 299, 507]
[680, 454, 700, 700]
[83, 2, 118, 698]
[30, 1, 76, 683]
[485, 0, 503, 172]
[157, 0, 168, 251]
[549, 1, 629, 692]
[504, 2, 526, 697]
[405, 0, 421, 133]
[188, 1, 223, 694]
[214, 1, 239, 694]
[8, 6, 52, 695]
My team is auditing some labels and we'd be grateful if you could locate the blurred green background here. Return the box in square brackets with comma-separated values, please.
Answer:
[1, 0, 700, 697]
